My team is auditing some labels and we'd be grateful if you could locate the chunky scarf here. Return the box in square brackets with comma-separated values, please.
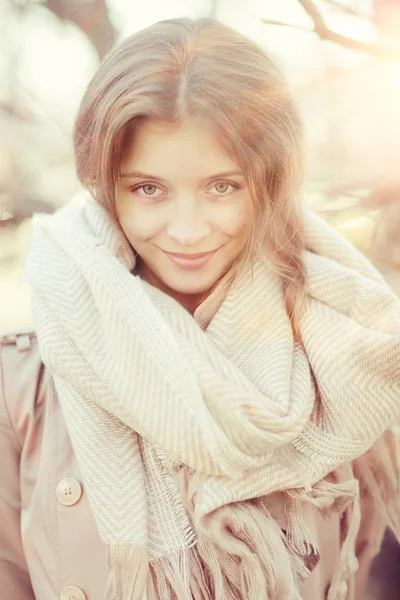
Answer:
[26, 194, 400, 600]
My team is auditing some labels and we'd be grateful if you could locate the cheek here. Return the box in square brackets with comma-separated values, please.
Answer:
[221, 201, 253, 238]
[118, 206, 163, 243]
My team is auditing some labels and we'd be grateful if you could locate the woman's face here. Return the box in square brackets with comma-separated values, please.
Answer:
[116, 119, 254, 302]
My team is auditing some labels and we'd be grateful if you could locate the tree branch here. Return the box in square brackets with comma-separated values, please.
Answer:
[321, 0, 372, 20]
[261, 18, 312, 33]
[296, 0, 400, 58]
[43, 0, 117, 59]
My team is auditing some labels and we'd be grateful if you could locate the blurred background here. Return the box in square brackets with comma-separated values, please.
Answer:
[1, 1, 400, 597]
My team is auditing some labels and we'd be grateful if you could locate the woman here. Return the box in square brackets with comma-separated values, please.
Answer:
[1, 16, 400, 600]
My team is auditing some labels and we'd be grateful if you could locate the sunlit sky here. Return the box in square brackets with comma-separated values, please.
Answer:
[0, 0, 378, 126]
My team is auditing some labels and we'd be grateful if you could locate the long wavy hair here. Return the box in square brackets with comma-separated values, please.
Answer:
[73, 17, 306, 330]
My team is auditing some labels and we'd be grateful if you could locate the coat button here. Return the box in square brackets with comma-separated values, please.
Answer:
[60, 586, 87, 600]
[56, 478, 83, 507]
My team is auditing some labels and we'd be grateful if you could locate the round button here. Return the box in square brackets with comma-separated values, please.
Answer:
[60, 586, 87, 600]
[56, 478, 83, 507]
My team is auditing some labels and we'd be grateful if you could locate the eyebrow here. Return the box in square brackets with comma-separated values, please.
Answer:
[119, 169, 244, 182]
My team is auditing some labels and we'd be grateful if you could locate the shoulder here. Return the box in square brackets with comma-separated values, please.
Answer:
[0, 326, 37, 350]
[0, 326, 42, 379]
[0, 327, 49, 447]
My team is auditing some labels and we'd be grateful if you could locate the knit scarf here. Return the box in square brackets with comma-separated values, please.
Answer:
[25, 194, 400, 600]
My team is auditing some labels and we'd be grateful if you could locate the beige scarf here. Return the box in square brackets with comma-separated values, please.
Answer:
[26, 194, 400, 600]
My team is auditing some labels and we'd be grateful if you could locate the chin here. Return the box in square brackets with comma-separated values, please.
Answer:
[161, 270, 222, 296]
[165, 278, 215, 296]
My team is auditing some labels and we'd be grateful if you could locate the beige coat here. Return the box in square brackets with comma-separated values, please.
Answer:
[0, 328, 387, 600]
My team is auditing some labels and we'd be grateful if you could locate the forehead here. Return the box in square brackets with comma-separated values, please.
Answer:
[121, 119, 239, 179]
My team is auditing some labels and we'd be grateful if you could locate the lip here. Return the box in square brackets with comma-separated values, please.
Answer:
[163, 249, 218, 270]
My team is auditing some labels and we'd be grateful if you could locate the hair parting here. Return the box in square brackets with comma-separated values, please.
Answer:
[73, 17, 307, 333]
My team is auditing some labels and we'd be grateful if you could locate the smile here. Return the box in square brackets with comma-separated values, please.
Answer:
[163, 249, 217, 270]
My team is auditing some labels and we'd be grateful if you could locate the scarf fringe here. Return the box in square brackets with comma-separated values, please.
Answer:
[105, 432, 400, 600]
[122, 494, 310, 600]
[144, 484, 354, 600]
[147, 512, 305, 600]
[106, 543, 148, 600]
[148, 547, 195, 600]
[184, 468, 308, 599]
[195, 501, 305, 599]
[353, 427, 400, 545]
[287, 471, 361, 600]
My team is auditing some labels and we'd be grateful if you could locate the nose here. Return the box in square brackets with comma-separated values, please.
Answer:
[166, 201, 212, 246]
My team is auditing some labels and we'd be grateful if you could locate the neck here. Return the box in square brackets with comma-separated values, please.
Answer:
[136, 259, 208, 315]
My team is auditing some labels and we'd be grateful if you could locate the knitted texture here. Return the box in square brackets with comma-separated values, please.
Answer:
[26, 194, 400, 600]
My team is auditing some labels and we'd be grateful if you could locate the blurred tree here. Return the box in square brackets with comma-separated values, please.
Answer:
[0, 0, 118, 225]
[262, 0, 400, 268]
[43, 0, 117, 59]
[369, 1, 400, 265]
[261, 0, 400, 55]
[297, 0, 400, 56]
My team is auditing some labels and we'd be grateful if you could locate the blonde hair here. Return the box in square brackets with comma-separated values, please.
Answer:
[73, 17, 306, 332]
